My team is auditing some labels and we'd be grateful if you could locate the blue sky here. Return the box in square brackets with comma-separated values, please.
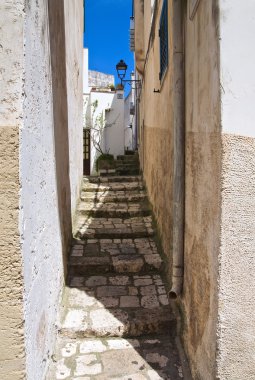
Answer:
[84, 0, 134, 88]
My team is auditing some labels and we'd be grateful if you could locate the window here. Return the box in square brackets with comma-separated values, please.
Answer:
[159, 0, 168, 81]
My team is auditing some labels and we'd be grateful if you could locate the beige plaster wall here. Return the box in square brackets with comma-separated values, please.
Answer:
[138, 0, 175, 276]
[137, 1, 255, 379]
[182, 1, 221, 379]
[134, 0, 145, 75]
[0, 128, 25, 379]
[136, 1, 221, 379]
[0, 1, 26, 378]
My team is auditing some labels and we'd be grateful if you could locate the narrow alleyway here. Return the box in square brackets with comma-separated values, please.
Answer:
[48, 156, 188, 379]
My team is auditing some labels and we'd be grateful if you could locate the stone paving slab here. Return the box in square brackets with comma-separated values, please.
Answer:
[117, 154, 139, 160]
[82, 182, 144, 193]
[68, 238, 163, 275]
[48, 335, 184, 380]
[81, 191, 147, 204]
[48, 175, 192, 379]
[77, 201, 151, 218]
[59, 274, 175, 338]
[74, 216, 154, 240]
[116, 169, 140, 176]
[84, 175, 142, 184]
[115, 162, 139, 167]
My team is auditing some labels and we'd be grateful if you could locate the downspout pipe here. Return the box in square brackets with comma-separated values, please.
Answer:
[169, 0, 185, 299]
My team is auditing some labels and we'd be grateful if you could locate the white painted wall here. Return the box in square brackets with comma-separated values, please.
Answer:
[65, 0, 84, 216]
[86, 90, 125, 174]
[83, 48, 89, 94]
[0, 2, 26, 378]
[124, 91, 133, 151]
[89, 91, 114, 173]
[220, 0, 255, 137]
[20, 1, 64, 379]
[19, 1, 83, 379]
[124, 73, 137, 151]
[0, 0, 24, 127]
[105, 90, 125, 158]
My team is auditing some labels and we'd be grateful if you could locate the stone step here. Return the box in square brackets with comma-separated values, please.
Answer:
[68, 237, 163, 276]
[117, 154, 139, 161]
[59, 274, 175, 339]
[82, 181, 144, 193]
[47, 156, 191, 379]
[116, 168, 140, 176]
[48, 334, 184, 380]
[80, 191, 147, 203]
[84, 175, 142, 184]
[74, 216, 154, 240]
[76, 201, 151, 218]
[115, 162, 139, 168]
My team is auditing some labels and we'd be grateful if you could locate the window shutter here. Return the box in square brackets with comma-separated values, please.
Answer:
[159, 0, 169, 81]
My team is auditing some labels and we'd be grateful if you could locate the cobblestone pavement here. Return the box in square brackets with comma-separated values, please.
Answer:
[48, 175, 190, 380]
[74, 216, 154, 240]
[68, 238, 163, 275]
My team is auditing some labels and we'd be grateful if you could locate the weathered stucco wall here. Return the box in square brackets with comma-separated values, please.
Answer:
[183, 1, 221, 379]
[0, 1, 83, 379]
[137, 0, 221, 378]
[0, 128, 26, 380]
[20, 1, 83, 378]
[20, 1, 65, 379]
[217, 1, 255, 377]
[64, 0, 84, 217]
[218, 135, 255, 379]
[0, 1, 26, 378]
[136, 1, 255, 379]
[139, 0, 175, 276]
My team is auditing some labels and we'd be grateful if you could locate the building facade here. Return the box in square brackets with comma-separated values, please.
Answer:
[124, 72, 137, 152]
[83, 88, 125, 175]
[83, 53, 125, 175]
[0, 1, 83, 379]
[134, 0, 255, 379]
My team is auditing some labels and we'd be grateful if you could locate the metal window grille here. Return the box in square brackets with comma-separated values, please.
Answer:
[159, 0, 168, 80]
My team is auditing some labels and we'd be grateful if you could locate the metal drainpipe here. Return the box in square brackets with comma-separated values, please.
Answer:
[169, 0, 185, 299]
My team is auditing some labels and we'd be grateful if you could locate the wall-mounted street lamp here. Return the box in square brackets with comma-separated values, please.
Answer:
[116, 59, 141, 89]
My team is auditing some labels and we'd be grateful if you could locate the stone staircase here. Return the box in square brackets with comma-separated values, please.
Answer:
[115, 153, 140, 176]
[47, 175, 189, 379]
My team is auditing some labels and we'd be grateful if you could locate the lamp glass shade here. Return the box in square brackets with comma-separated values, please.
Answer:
[116, 59, 128, 79]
